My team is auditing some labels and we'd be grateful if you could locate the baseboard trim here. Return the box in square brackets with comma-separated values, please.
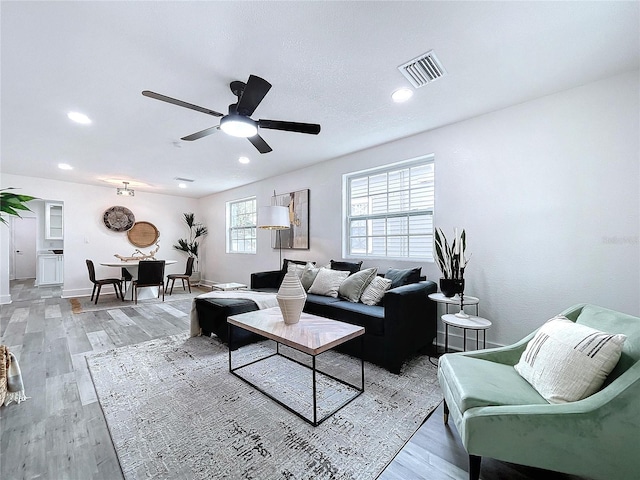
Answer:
[0, 294, 12, 305]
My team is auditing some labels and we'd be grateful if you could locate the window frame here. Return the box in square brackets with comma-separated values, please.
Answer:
[342, 154, 435, 261]
[226, 196, 257, 254]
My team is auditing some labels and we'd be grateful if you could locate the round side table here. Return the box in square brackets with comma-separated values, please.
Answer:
[428, 293, 480, 315]
[442, 313, 492, 353]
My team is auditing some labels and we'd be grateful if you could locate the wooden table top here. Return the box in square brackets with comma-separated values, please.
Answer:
[228, 307, 365, 356]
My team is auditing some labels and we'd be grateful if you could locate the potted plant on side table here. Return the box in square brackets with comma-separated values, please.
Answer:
[434, 227, 470, 297]
[173, 212, 208, 284]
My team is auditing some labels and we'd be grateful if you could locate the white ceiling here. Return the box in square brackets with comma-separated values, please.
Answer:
[2, 1, 638, 198]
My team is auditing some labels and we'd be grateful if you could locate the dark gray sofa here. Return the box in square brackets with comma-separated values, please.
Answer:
[249, 265, 438, 373]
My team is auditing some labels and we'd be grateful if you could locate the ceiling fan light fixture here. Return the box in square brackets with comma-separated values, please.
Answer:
[220, 115, 257, 138]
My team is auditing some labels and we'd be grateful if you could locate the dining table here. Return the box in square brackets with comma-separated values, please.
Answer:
[100, 259, 177, 300]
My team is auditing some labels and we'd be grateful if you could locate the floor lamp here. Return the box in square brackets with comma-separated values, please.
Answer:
[258, 205, 290, 268]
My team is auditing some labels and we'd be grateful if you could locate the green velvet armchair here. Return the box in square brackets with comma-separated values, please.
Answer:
[437, 304, 640, 480]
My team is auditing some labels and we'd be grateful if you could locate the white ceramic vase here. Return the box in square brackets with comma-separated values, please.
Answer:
[276, 271, 307, 324]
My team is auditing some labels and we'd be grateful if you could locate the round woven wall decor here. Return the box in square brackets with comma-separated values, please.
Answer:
[103, 206, 135, 232]
[127, 221, 159, 247]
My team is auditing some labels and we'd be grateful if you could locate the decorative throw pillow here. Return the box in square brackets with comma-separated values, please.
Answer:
[330, 260, 363, 275]
[287, 262, 306, 279]
[308, 267, 350, 298]
[282, 258, 311, 273]
[384, 267, 422, 288]
[360, 276, 392, 306]
[300, 263, 320, 291]
[514, 315, 626, 404]
[338, 268, 378, 303]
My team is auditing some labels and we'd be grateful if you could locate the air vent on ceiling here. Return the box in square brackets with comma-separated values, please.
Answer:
[174, 177, 194, 183]
[398, 50, 447, 88]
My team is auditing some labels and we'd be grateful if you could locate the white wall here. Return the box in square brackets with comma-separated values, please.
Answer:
[0, 174, 199, 301]
[199, 70, 640, 348]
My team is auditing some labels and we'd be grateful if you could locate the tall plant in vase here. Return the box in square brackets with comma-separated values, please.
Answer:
[173, 213, 208, 278]
[434, 227, 470, 297]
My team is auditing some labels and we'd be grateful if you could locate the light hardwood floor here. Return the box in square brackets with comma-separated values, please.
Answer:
[1, 280, 587, 480]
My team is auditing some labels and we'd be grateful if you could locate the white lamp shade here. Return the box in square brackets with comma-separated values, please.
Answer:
[258, 206, 290, 230]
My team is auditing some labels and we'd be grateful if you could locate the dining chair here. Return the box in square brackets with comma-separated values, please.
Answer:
[132, 260, 166, 304]
[166, 256, 195, 295]
[86, 259, 124, 304]
[121, 267, 132, 291]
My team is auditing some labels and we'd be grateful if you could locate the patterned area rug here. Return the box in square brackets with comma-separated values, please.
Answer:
[69, 286, 208, 313]
[88, 334, 442, 480]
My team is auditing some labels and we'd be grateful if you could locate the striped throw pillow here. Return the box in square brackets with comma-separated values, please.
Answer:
[360, 276, 392, 306]
[514, 315, 626, 403]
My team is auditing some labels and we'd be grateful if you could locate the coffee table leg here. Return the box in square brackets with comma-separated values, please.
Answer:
[312, 355, 317, 426]
[228, 324, 233, 371]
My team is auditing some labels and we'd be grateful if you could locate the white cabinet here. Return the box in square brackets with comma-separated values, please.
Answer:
[38, 254, 63, 285]
[45, 202, 63, 240]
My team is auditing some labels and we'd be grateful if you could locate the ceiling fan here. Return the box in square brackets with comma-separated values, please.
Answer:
[142, 75, 321, 154]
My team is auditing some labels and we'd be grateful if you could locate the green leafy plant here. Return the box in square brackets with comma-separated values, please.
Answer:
[173, 213, 208, 266]
[434, 227, 470, 279]
[0, 188, 37, 225]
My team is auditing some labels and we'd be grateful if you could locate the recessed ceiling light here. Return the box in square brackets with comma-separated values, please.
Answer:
[238, 156, 250, 164]
[178, 183, 187, 189]
[67, 111, 92, 124]
[391, 88, 413, 103]
[58, 163, 73, 170]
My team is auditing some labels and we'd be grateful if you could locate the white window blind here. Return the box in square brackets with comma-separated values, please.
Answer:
[227, 197, 256, 254]
[345, 156, 434, 260]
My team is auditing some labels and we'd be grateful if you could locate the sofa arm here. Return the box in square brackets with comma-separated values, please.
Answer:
[382, 280, 438, 371]
[250, 270, 283, 290]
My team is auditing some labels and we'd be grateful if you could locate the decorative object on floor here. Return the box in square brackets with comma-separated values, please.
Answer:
[87, 334, 441, 480]
[113, 243, 159, 262]
[276, 268, 307, 324]
[0, 187, 37, 225]
[116, 181, 135, 196]
[127, 221, 159, 247]
[438, 304, 640, 480]
[258, 203, 290, 266]
[434, 227, 470, 297]
[102, 205, 135, 232]
[173, 212, 208, 272]
[1, 345, 29, 406]
[272, 188, 309, 249]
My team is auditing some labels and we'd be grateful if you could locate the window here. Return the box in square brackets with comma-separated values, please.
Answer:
[226, 197, 257, 254]
[344, 155, 434, 260]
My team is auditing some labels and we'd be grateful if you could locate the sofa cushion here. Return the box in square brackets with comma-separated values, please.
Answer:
[384, 267, 422, 288]
[308, 267, 349, 297]
[361, 276, 392, 306]
[439, 353, 548, 413]
[330, 259, 363, 274]
[282, 258, 312, 273]
[326, 301, 385, 336]
[300, 263, 321, 291]
[338, 267, 378, 302]
[514, 315, 626, 404]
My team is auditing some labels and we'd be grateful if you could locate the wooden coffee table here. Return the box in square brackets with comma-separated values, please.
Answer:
[227, 307, 365, 426]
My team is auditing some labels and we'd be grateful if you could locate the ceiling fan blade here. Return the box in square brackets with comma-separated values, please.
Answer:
[258, 119, 321, 135]
[235, 75, 272, 116]
[142, 90, 224, 117]
[181, 126, 220, 141]
[247, 134, 272, 154]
